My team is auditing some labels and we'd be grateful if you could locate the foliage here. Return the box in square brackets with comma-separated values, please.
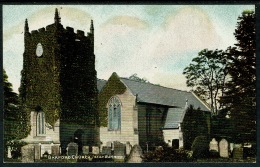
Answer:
[220, 10, 256, 143]
[183, 49, 228, 114]
[129, 73, 149, 83]
[98, 72, 127, 127]
[142, 147, 194, 162]
[3, 69, 30, 158]
[181, 105, 209, 150]
[191, 136, 210, 159]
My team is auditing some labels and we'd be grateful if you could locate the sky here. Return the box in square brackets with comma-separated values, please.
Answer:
[3, 5, 254, 93]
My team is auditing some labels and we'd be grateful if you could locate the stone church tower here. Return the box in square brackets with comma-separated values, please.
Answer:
[20, 8, 98, 155]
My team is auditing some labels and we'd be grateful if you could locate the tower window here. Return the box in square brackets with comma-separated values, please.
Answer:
[108, 96, 121, 131]
[37, 111, 45, 135]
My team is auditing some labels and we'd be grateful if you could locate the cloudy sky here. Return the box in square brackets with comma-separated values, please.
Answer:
[3, 5, 254, 93]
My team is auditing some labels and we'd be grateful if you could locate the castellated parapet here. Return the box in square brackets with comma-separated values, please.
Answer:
[20, 8, 98, 154]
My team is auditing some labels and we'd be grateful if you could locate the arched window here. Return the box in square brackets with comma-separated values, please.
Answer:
[108, 96, 121, 131]
[37, 112, 45, 135]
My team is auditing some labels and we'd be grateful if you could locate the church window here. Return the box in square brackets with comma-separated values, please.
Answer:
[108, 96, 121, 131]
[37, 112, 45, 135]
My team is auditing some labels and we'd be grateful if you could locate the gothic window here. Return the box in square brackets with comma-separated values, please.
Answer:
[108, 96, 121, 131]
[37, 112, 45, 135]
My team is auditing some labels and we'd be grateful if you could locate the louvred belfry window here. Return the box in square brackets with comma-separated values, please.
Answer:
[108, 96, 121, 131]
[37, 111, 45, 135]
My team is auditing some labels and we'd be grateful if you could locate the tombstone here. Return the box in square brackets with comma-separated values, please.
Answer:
[7, 146, 12, 158]
[209, 138, 219, 152]
[219, 139, 229, 158]
[114, 142, 126, 159]
[233, 148, 243, 159]
[51, 145, 60, 156]
[67, 142, 78, 156]
[34, 145, 41, 160]
[92, 146, 100, 154]
[102, 146, 112, 155]
[126, 142, 132, 155]
[21, 145, 35, 162]
[127, 145, 143, 163]
[82, 146, 89, 155]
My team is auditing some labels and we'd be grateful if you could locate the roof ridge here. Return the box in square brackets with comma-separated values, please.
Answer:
[120, 77, 190, 93]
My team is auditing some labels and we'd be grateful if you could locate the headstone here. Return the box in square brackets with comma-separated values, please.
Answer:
[219, 139, 229, 158]
[127, 145, 143, 163]
[21, 145, 35, 162]
[114, 142, 126, 159]
[34, 145, 41, 160]
[67, 142, 78, 156]
[51, 145, 60, 156]
[102, 146, 112, 155]
[233, 148, 243, 159]
[82, 146, 89, 155]
[209, 138, 219, 152]
[126, 142, 132, 155]
[92, 146, 99, 154]
[7, 146, 12, 158]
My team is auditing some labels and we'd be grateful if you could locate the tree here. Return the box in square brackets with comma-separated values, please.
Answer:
[3, 69, 29, 158]
[129, 73, 149, 83]
[183, 49, 228, 114]
[220, 10, 256, 143]
[181, 105, 209, 150]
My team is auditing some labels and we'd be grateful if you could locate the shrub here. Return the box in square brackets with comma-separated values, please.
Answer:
[142, 147, 194, 162]
[191, 136, 209, 159]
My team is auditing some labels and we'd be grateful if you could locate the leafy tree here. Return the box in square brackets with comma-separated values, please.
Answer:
[181, 105, 209, 150]
[3, 69, 29, 158]
[183, 49, 228, 115]
[220, 10, 256, 143]
[129, 73, 149, 83]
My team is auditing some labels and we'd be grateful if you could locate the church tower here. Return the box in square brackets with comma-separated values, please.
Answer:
[20, 8, 98, 155]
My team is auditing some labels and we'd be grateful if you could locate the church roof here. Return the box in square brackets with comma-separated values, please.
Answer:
[119, 78, 210, 111]
[97, 79, 107, 93]
[164, 108, 186, 129]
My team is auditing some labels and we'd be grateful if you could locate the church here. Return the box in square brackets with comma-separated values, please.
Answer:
[20, 8, 210, 159]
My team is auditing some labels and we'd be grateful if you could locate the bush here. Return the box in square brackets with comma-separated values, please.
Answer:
[142, 147, 194, 162]
[191, 136, 209, 159]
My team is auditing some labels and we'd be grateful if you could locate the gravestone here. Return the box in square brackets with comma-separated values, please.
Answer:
[34, 145, 41, 160]
[102, 146, 112, 155]
[92, 146, 99, 154]
[219, 139, 229, 158]
[7, 146, 12, 158]
[209, 138, 219, 152]
[233, 148, 243, 159]
[67, 142, 78, 156]
[126, 142, 132, 155]
[114, 142, 126, 159]
[51, 145, 60, 156]
[82, 146, 89, 155]
[21, 145, 35, 162]
[127, 145, 143, 163]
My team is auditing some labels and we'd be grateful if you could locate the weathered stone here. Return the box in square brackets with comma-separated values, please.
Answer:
[82, 146, 89, 155]
[34, 145, 41, 160]
[209, 138, 219, 152]
[126, 142, 132, 155]
[114, 142, 126, 158]
[102, 146, 112, 155]
[219, 139, 229, 158]
[67, 142, 78, 156]
[233, 148, 243, 159]
[21, 145, 35, 162]
[92, 146, 99, 154]
[51, 145, 60, 156]
[127, 145, 143, 163]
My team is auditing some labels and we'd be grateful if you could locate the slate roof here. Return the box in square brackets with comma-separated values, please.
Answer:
[119, 78, 210, 111]
[164, 108, 186, 129]
[97, 79, 107, 93]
